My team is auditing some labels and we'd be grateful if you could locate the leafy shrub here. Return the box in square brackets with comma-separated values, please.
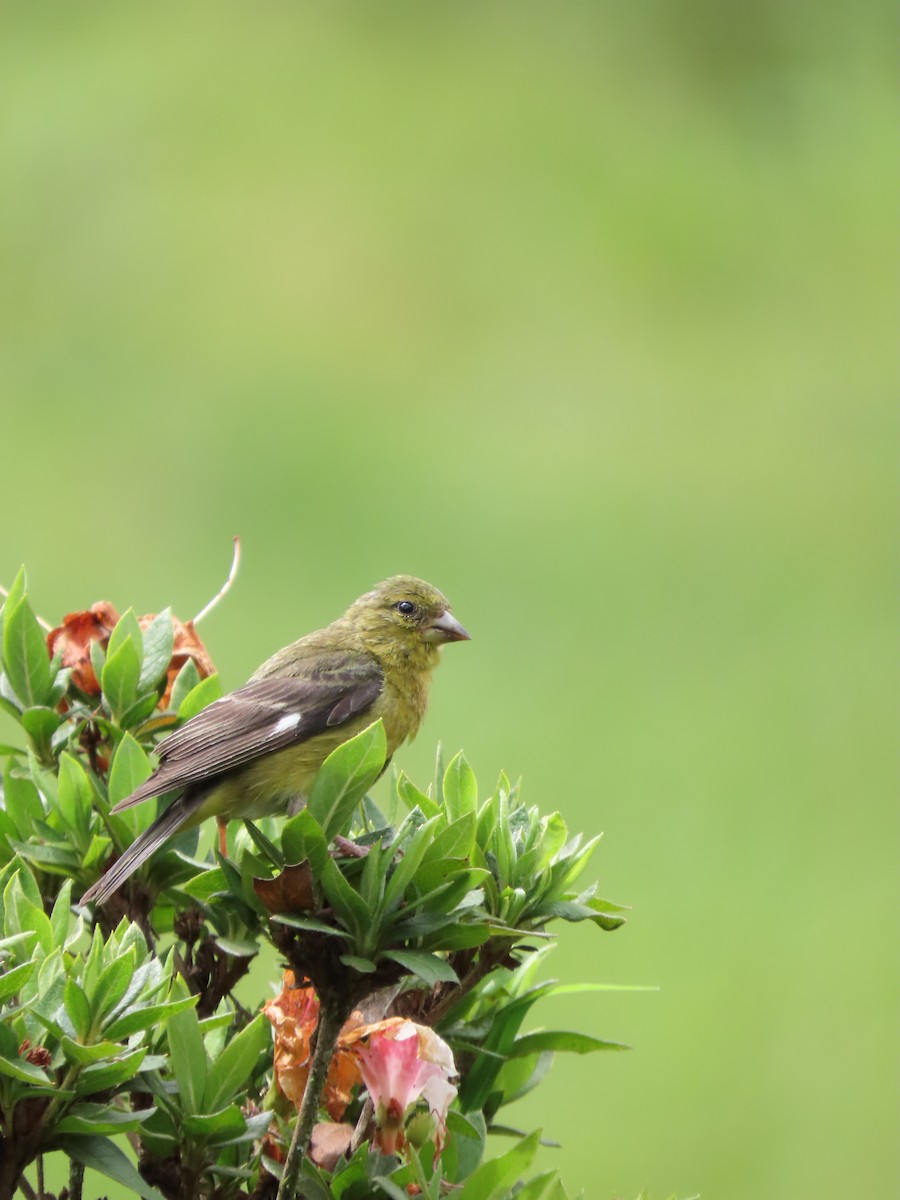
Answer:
[0, 570, 627, 1200]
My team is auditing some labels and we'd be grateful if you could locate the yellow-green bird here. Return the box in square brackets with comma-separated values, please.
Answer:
[80, 576, 469, 907]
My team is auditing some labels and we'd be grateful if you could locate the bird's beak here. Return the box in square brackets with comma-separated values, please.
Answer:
[424, 610, 471, 644]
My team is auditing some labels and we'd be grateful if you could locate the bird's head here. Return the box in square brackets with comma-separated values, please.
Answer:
[347, 575, 470, 668]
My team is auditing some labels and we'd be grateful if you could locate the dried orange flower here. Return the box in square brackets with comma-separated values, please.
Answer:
[46, 603, 215, 707]
[47, 602, 120, 694]
[263, 973, 363, 1122]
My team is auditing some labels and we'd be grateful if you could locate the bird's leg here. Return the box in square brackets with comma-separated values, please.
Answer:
[217, 818, 229, 857]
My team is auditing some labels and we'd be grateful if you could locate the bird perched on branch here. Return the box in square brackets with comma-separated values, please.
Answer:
[80, 576, 469, 907]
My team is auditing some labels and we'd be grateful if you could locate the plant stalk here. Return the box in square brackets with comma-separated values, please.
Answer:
[69, 1160, 85, 1200]
[275, 997, 348, 1200]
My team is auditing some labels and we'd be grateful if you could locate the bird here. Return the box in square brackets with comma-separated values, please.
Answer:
[79, 576, 469, 907]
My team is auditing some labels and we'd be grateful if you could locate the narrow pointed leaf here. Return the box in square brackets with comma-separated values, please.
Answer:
[57, 1134, 166, 1200]
[307, 720, 387, 841]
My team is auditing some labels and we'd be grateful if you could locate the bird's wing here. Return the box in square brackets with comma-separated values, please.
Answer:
[111, 658, 384, 811]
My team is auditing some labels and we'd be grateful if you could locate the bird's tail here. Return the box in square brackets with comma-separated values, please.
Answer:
[79, 797, 197, 907]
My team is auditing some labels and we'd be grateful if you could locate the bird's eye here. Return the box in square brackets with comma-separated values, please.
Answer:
[396, 600, 416, 615]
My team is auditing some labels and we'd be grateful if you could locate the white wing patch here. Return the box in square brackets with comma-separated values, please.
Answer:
[273, 711, 302, 735]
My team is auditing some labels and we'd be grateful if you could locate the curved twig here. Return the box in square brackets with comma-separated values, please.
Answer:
[192, 536, 241, 625]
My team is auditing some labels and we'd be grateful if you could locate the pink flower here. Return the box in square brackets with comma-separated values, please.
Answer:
[354, 1022, 457, 1155]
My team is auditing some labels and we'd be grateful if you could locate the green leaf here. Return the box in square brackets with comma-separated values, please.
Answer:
[177, 674, 222, 723]
[6, 873, 53, 956]
[512, 1172, 568, 1200]
[64, 978, 92, 1040]
[381, 814, 441, 916]
[269, 914, 349, 938]
[0, 960, 34, 1003]
[381, 949, 458, 985]
[55, 1103, 155, 1135]
[182, 1105, 247, 1141]
[178, 865, 229, 902]
[9, 838, 80, 874]
[108, 733, 153, 808]
[458, 1129, 541, 1199]
[0, 1052, 51, 1084]
[2, 761, 42, 838]
[166, 1003, 208, 1114]
[20, 705, 61, 753]
[495, 789, 514, 886]
[104, 993, 197, 1040]
[61, 1035, 133, 1065]
[203, 1013, 268, 1112]
[58, 1133, 167, 1200]
[446, 1109, 485, 1140]
[169, 657, 201, 712]
[213, 937, 258, 958]
[0, 567, 26, 634]
[395, 771, 440, 820]
[57, 753, 94, 847]
[2, 596, 51, 708]
[101, 635, 141, 720]
[107, 608, 143, 662]
[443, 751, 477, 821]
[89, 640, 107, 693]
[73, 1046, 148, 1095]
[81, 925, 105, 997]
[307, 719, 387, 841]
[198, 1010, 235, 1034]
[50, 880, 73, 949]
[359, 833, 385, 912]
[0, 686, 23, 721]
[585, 896, 629, 931]
[82, 833, 112, 872]
[119, 692, 163, 731]
[7, 857, 42, 908]
[242, 819, 283, 867]
[422, 923, 492, 953]
[542, 834, 602, 901]
[510, 1030, 629, 1056]
[92, 951, 135, 1020]
[47, 665, 73, 707]
[542, 896, 627, 930]
[27, 746, 58, 805]
[138, 609, 175, 691]
[0, 1023, 17, 1058]
[320, 857, 370, 940]
[373, 1179, 411, 1200]
[422, 811, 476, 866]
[339, 954, 377, 973]
[281, 809, 329, 872]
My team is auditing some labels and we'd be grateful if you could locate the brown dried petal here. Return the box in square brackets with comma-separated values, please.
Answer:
[47, 601, 121, 695]
[263, 973, 364, 1120]
[323, 1049, 362, 1122]
[309, 1123, 354, 1172]
[253, 862, 316, 914]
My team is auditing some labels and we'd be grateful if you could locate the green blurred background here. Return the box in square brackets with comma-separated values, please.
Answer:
[1, 3, 894, 1197]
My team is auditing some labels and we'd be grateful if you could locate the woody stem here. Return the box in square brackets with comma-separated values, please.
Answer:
[276, 996, 348, 1200]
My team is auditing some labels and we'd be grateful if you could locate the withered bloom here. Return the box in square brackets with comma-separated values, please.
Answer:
[47, 601, 121, 694]
[46, 603, 215, 706]
[263, 972, 362, 1121]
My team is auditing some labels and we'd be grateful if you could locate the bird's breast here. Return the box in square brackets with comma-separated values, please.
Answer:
[378, 669, 431, 753]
